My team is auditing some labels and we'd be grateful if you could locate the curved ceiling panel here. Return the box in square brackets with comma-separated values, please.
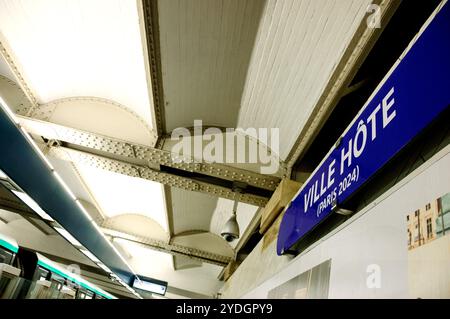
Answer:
[162, 130, 285, 176]
[42, 98, 156, 146]
[170, 187, 217, 235]
[75, 164, 169, 233]
[171, 232, 234, 258]
[104, 214, 169, 242]
[0, 0, 154, 126]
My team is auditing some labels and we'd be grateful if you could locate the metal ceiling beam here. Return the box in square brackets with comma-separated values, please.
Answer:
[102, 227, 232, 267]
[19, 116, 279, 206]
[141, 0, 166, 147]
[48, 145, 269, 207]
[163, 184, 175, 238]
[0, 32, 38, 114]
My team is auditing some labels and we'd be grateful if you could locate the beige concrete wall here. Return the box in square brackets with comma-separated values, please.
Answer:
[220, 234, 292, 299]
[408, 234, 450, 298]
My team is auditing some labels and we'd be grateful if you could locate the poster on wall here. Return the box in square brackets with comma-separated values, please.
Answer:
[267, 259, 331, 299]
[406, 192, 450, 298]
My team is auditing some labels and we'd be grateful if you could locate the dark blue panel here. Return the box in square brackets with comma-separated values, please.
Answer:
[0, 109, 134, 283]
[278, 3, 450, 255]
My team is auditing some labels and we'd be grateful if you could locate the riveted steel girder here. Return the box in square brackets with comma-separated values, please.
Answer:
[19, 116, 276, 206]
[102, 227, 232, 267]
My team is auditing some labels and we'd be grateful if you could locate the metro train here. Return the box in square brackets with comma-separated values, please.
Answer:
[0, 232, 115, 299]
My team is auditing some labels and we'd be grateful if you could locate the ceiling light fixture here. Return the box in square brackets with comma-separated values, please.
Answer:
[80, 249, 100, 263]
[97, 262, 113, 274]
[0, 96, 140, 297]
[11, 190, 55, 222]
[54, 226, 82, 247]
[75, 199, 94, 221]
[334, 207, 354, 216]
[331, 200, 354, 216]
[53, 171, 77, 200]
[0, 169, 8, 180]
[106, 237, 137, 276]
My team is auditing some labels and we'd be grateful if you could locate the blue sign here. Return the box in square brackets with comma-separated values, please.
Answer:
[277, 2, 450, 255]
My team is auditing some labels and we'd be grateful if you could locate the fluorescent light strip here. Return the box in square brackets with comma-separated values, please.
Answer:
[80, 249, 100, 263]
[54, 226, 82, 247]
[106, 239, 137, 276]
[97, 262, 113, 274]
[108, 269, 140, 297]
[87, 220, 140, 295]
[133, 279, 166, 295]
[0, 95, 130, 297]
[110, 274, 120, 280]
[0, 96, 19, 125]
[80, 248, 141, 298]
[19, 126, 55, 171]
[0, 169, 8, 180]
[91, 220, 103, 233]
[93, 223, 138, 276]
[123, 283, 141, 298]
[83, 220, 141, 298]
[53, 171, 77, 200]
[75, 200, 93, 221]
[92, 221, 136, 275]
[11, 190, 55, 222]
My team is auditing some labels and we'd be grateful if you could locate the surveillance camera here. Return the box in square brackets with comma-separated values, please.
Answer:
[221, 213, 240, 243]
[221, 232, 239, 242]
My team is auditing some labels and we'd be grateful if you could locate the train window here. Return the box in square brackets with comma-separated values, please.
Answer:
[76, 288, 88, 299]
[36, 267, 50, 281]
[0, 247, 14, 265]
[50, 273, 65, 291]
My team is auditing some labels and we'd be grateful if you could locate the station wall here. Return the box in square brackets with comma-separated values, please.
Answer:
[220, 143, 450, 299]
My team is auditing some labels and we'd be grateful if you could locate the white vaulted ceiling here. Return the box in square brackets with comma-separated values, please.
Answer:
[237, 0, 371, 159]
[75, 164, 169, 234]
[158, 0, 266, 131]
[0, 0, 381, 298]
[0, 0, 154, 126]
[170, 188, 218, 235]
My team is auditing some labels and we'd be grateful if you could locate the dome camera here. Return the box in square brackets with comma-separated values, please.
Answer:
[221, 212, 240, 243]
